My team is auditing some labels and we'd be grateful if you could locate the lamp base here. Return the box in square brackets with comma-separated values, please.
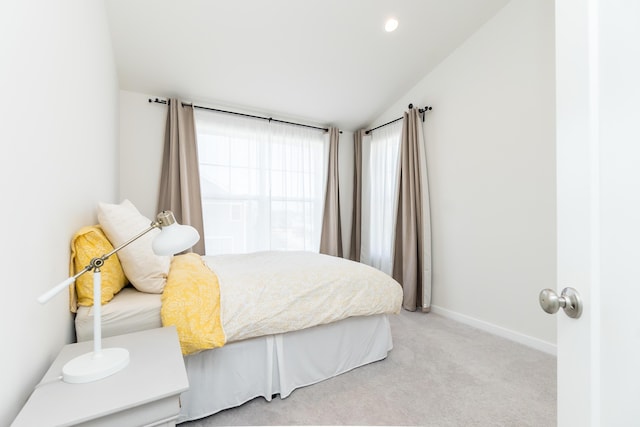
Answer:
[62, 348, 130, 383]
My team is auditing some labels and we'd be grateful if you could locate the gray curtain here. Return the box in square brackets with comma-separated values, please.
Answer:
[349, 130, 364, 262]
[157, 99, 206, 255]
[319, 127, 343, 257]
[392, 108, 431, 312]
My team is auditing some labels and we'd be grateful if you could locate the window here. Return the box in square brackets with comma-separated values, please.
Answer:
[195, 109, 328, 255]
[361, 120, 402, 274]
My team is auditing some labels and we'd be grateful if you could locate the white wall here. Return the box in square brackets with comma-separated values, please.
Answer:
[119, 91, 355, 256]
[119, 90, 167, 218]
[371, 0, 556, 350]
[0, 1, 119, 424]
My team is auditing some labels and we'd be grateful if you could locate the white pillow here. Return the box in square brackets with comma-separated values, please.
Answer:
[97, 200, 171, 294]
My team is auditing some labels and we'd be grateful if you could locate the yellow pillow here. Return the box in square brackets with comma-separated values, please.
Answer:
[70, 225, 128, 307]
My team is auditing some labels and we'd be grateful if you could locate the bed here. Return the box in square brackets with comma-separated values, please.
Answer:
[70, 201, 403, 423]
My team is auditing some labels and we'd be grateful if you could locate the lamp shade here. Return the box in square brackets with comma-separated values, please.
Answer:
[152, 222, 200, 255]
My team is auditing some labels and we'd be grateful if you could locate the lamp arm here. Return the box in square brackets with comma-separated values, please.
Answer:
[99, 221, 160, 262]
[37, 264, 92, 304]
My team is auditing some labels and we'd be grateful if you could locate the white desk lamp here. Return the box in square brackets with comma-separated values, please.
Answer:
[38, 210, 199, 384]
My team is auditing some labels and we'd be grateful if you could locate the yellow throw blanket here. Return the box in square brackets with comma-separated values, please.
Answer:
[161, 253, 226, 355]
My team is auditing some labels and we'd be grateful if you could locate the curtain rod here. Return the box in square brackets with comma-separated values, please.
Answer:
[149, 98, 338, 133]
[365, 104, 433, 135]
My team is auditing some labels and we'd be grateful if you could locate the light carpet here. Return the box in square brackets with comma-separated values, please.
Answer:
[181, 310, 556, 426]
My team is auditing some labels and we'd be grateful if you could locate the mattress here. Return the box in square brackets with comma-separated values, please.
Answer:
[77, 252, 402, 346]
[75, 287, 162, 341]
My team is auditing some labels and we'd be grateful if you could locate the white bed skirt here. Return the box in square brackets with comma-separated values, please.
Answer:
[178, 313, 394, 423]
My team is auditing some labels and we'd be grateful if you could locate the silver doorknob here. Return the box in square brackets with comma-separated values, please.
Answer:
[539, 287, 582, 319]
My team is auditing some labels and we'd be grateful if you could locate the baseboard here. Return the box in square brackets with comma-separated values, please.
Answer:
[430, 305, 557, 356]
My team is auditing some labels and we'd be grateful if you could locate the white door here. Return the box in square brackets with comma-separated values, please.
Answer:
[556, 0, 640, 425]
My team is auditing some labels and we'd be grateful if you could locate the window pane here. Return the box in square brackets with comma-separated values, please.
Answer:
[361, 120, 402, 274]
[195, 109, 327, 255]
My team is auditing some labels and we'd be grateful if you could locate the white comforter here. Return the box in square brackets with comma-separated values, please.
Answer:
[204, 251, 403, 343]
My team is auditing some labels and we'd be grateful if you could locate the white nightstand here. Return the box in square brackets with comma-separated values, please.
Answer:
[12, 327, 189, 427]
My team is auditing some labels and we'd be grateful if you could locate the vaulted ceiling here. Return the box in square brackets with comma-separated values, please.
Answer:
[105, 0, 510, 131]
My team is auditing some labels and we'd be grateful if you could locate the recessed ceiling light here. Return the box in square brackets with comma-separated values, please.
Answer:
[385, 18, 399, 32]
